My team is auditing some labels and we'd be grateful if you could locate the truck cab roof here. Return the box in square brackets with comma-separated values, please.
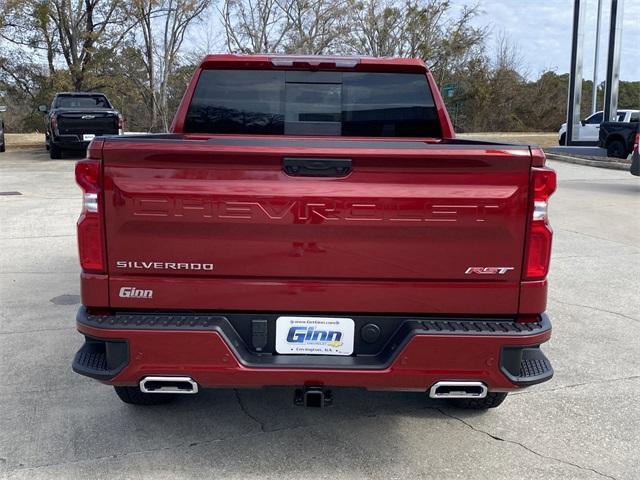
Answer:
[55, 92, 108, 97]
[199, 54, 429, 73]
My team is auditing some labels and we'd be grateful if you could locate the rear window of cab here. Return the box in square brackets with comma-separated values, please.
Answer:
[184, 70, 441, 138]
[54, 95, 111, 109]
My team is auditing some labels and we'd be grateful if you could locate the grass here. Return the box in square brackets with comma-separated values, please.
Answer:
[458, 132, 558, 148]
[4, 133, 45, 150]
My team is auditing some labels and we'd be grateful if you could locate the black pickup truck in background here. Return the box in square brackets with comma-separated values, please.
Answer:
[598, 114, 639, 159]
[630, 129, 640, 176]
[39, 93, 122, 159]
[0, 105, 6, 153]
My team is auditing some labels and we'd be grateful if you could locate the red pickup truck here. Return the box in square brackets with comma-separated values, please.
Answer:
[72, 54, 556, 410]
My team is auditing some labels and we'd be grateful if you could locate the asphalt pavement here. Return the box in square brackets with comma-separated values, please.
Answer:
[1, 149, 639, 480]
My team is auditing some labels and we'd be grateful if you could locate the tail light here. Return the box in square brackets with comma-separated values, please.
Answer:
[75, 146, 105, 273]
[524, 151, 557, 281]
[117, 113, 124, 132]
[51, 114, 58, 132]
[634, 132, 639, 154]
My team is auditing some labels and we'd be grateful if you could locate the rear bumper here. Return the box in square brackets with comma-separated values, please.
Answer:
[52, 133, 118, 149]
[73, 307, 553, 392]
[51, 135, 91, 150]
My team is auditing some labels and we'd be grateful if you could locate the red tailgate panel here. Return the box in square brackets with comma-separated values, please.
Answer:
[103, 138, 531, 314]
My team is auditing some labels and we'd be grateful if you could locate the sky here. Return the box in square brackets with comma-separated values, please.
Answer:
[462, 0, 640, 81]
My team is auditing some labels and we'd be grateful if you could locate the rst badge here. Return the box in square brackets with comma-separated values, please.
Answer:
[465, 267, 515, 275]
[276, 317, 355, 356]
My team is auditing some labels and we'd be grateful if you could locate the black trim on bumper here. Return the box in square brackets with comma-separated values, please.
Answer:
[78, 307, 550, 335]
[51, 136, 91, 150]
[76, 307, 552, 375]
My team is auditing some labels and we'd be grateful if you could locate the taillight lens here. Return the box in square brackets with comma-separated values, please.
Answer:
[524, 166, 557, 280]
[634, 132, 639, 154]
[75, 159, 104, 273]
[51, 114, 58, 131]
[117, 113, 124, 131]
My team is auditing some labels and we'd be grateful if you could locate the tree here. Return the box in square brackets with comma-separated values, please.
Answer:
[156, 0, 210, 130]
[130, 0, 211, 131]
[129, 0, 163, 129]
[405, 1, 486, 85]
[0, 0, 635, 134]
[1, 0, 135, 91]
[0, 0, 59, 77]
[344, 0, 403, 57]
[221, 0, 291, 53]
[90, 45, 150, 131]
[281, 0, 349, 54]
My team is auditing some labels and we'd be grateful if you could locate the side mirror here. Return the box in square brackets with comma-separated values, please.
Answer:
[38, 105, 48, 113]
[580, 120, 586, 126]
[0, 106, 7, 113]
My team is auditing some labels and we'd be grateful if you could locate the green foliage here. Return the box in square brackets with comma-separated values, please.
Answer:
[167, 64, 197, 120]
[446, 70, 639, 133]
[618, 82, 640, 110]
[1, 0, 638, 133]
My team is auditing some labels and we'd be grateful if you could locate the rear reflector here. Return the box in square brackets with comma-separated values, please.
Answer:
[525, 222, 553, 279]
[524, 166, 557, 280]
[75, 159, 104, 273]
[77, 215, 104, 272]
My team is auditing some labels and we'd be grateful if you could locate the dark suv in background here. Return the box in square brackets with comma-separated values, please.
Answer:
[0, 105, 6, 153]
[39, 93, 122, 159]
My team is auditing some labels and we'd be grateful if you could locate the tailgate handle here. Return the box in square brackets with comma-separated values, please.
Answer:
[283, 157, 352, 177]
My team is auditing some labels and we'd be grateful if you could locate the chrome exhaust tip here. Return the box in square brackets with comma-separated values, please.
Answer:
[429, 381, 488, 399]
[139, 376, 199, 394]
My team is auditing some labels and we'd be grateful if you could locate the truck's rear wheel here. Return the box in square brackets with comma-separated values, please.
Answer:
[448, 392, 508, 410]
[559, 133, 566, 146]
[114, 386, 176, 405]
[49, 145, 62, 159]
[607, 139, 627, 159]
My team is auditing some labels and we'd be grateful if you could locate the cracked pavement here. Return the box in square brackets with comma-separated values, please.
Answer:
[1, 149, 639, 479]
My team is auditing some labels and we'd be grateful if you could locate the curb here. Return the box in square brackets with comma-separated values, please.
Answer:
[545, 153, 630, 171]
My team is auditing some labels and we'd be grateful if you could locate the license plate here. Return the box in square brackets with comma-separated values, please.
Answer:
[275, 316, 354, 356]
[83, 134, 95, 141]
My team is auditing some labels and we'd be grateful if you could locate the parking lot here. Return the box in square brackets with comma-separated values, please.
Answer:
[1, 148, 638, 479]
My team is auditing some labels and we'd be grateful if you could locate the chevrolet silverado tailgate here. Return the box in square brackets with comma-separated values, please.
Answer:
[102, 136, 532, 314]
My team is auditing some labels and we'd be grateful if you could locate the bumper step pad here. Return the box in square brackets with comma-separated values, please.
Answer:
[521, 355, 552, 378]
[75, 345, 108, 372]
[72, 337, 129, 381]
[501, 346, 553, 386]
[421, 318, 546, 334]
